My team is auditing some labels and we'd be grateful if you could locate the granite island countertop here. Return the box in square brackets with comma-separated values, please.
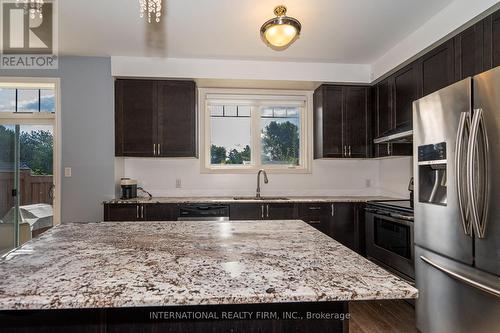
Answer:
[0, 220, 417, 310]
[104, 195, 402, 204]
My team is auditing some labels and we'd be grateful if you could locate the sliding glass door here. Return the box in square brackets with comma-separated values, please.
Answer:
[0, 125, 19, 255]
[0, 80, 58, 255]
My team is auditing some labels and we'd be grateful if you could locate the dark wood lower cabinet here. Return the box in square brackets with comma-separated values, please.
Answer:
[104, 202, 364, 255]
[0, 302, 349, 333]
[229, 203, 265, 220]
[103, 203, 179, 221]
[331, 203, 356, 251]
[104, 204, 143, 221]
[145, 204, 179, 221]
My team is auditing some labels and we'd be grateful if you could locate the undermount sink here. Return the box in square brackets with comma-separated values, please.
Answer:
[233, 196, 289, 201]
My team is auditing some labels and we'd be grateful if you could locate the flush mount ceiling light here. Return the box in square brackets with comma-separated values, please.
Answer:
[139, 0, 162, 23]
[260, 5, 301, 50]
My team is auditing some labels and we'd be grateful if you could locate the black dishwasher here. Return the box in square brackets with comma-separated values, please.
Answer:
[177, 204, 230, 221]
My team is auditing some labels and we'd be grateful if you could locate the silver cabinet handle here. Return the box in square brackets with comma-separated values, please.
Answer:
[348, 145, 352, 157]
[331, 204, 334, 216]
[420, 256, 500, 298]
[136, 205, 140, 219]
[266, 204, 269, 218]
[141, 205, 144, 219]
[467, 108, 490, 238]
[308, 207, 321, 210]
[158, 143, 161, 156]
[261, 205, 264, 219]
[309, 220, 321, 224]
[153, 144, 157, 156]
[344, 146, 347, 157]
[455, 111, 472, 236]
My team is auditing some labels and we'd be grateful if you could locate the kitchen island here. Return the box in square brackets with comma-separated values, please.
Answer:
[0, 220, 417, 332]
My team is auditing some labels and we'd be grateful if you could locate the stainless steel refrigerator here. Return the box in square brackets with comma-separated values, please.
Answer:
[413, 66, 500, 333]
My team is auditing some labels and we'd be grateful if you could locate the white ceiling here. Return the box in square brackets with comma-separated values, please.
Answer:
[59, 0, 456, 64]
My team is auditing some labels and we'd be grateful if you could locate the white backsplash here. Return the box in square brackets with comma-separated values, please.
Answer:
[116, 157, 413, 198]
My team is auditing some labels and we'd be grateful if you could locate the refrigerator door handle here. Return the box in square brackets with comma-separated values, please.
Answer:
[420, 256, 500, 298]
[455, 111, 472, 236]
[467, 108, 490, 239]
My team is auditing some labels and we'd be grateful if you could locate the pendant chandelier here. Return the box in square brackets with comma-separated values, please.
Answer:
[260, 5, 301, 50]
[139, 0, 162, 23]
[16, 0, 44, 19]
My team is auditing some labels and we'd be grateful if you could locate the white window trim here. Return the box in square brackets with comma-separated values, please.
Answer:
[199, 88, 313, 174]
[0, 76, 61, 226]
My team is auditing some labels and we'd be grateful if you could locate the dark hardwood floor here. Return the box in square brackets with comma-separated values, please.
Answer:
[350, 300, 419, 333]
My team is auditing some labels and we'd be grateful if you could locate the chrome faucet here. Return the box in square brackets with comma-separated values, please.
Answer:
[256, 169, 269, 199]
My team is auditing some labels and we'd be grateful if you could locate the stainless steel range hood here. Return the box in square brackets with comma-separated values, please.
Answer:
[374, 124, 413, 144]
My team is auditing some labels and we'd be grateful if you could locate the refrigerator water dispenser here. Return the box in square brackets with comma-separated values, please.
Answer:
[418, 142, 447, 206]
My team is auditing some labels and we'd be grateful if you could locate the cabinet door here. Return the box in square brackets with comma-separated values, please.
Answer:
[331, 203, 356, 251]
[104, 204, 142, 221]
[344, 86, 370, 158]
[321, 86, 344, 158]
[374, 80, 392, 158]
[393, 63, 420, 128]
[265, 203, 296, 220]
[420, 40, 455, 96]
[454, 22, 485, 80]
[115, 80, 157, 157]
[483, 10, 500, 69]
[157, 81, 197, 157]
[376, 79, 392, 136]
[145, 204, 179, 221]
[229, 204, 264, 220]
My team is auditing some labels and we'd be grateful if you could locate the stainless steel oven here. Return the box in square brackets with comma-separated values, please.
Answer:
[365, 201, 414, 281]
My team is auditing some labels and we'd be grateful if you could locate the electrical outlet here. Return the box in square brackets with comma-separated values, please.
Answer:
[175, 179, 182, 188]
[365, 179, 371, 187]
[64, 167, 72, 178]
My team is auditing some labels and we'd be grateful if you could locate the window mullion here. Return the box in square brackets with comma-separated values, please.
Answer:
[251, 105, 261, 168]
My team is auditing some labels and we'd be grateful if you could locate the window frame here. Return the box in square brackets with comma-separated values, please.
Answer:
[199, 88, 313, 174]
[0, 77, 61, 226]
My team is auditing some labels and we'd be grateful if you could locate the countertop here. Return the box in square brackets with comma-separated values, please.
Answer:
[104, 196, 402, 204]
[0, 220, 417, 310]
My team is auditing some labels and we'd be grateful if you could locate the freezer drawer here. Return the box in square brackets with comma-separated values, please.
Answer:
[416, 246, 500, 333]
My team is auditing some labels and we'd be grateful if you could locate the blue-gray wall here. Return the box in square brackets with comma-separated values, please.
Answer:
[0, 57, 115, 222]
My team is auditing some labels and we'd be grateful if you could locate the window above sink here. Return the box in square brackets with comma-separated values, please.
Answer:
[199, 88, 313, 174]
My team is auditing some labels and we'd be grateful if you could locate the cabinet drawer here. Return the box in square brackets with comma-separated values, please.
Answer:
[104, 204, 143, 221]
[298, 203, 334, 219]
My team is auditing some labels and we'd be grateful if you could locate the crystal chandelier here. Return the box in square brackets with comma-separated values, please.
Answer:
[16, 0, 44, 19]
[139, 0, 162, 23]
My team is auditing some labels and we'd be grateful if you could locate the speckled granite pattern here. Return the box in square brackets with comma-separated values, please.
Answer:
[104, 196, 402, 204]
[0, 220, 417, 310]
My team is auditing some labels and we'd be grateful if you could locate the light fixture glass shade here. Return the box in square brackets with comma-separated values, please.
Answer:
[260, 6, 301, 50]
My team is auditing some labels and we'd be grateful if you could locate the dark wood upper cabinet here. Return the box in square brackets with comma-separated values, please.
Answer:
[376, 79, 392, 137]
[115, 80, 157, 157]
[483, 10, 500, 70]
[314, 85, 370, 159]
[344, 86, 371, 158]
[454, 22, 486, 80]
[314, 86, 344, 158]
[115, 79, 197, 158]
[157, 81, 197, 157]
[392, 63, 420, 128]
[420, 40, 455, 96]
